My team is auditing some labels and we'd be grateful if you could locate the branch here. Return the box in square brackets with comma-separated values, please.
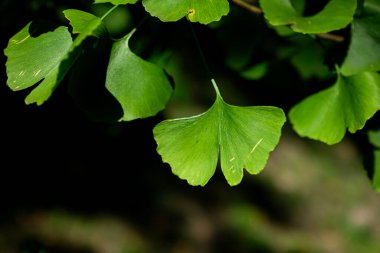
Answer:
[230, 0, 345, 42]
[316, 33, 345, 43]
[231, 0, 262, 14]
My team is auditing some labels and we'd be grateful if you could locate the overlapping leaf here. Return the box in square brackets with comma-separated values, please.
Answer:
[63, 9, 107, 48]
[5, 10, 107, 105]
[105, 29, 173, 121]
[341, 4, 380, 76]
[153, 80, 286, 186]
[142, 0, 229, 24]
[289, 71, 380, 145]
[260, 0, 356, 33]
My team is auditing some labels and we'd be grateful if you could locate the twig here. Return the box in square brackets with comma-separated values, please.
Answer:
[316, 33, 345, 43]
[231, 0, 262, 14]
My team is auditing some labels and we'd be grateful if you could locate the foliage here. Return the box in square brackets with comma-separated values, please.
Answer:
[3, 0, 380, 188]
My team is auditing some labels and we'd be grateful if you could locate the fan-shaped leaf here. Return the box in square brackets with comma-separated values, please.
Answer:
[289, 71, 380, 145]
[153, 80, 285, 186]
[341, 6, 380, 75]
[142, 0, 229, 24]
[260, 0, 356, 34]
[105, 29, 173, 121]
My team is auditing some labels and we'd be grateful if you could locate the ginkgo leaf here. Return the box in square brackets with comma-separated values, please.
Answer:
[5, 9, 108, 105]
[63, 9, 107, 48]
[153, 79, 286, 186]
[105, 29, 173, 121]
[94, 0, 138, 4]
[341, 6, 380, 75]
[142, 0, 229, 24]
[260, 0, 356, 34]
[5, 23, 73, 104]
[26, 10, 107, 105]
[289, 71, 380, 145]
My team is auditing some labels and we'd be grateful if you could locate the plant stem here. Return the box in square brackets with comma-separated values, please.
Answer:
[101, 5, 119, 20]
[211, 79, 221, 97]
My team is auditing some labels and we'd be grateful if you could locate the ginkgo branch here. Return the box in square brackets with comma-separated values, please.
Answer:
[231, 0, 262, 14]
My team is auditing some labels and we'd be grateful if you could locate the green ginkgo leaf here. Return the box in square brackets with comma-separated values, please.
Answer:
[63, 9, 107, 48]
[260, 0, 356, 34]
[5, 23, 73, 104]
[289, 71, 380, 145]
[341, 6, 380, 75]
[105, 29, 173, 121]
[26, 10, 106, 105]
[142, 0, 229, 24]
[153, 80, 286, 186]
[94, 0, 138, 4]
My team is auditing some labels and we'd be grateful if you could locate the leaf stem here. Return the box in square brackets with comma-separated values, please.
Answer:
[101, 5, 119, 20]
[211, 79, 221, 97]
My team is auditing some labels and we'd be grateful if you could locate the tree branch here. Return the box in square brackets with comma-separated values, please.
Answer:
[231, 0, 262, 14]
[316, 33, 345, 43]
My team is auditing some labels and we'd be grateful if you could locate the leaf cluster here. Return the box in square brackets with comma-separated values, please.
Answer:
[3, 0, 380, 188]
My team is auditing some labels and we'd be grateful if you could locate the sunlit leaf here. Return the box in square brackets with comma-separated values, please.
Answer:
[289, 71, 380, 145]
[142, 0, 229, 24]
[153, 80, 286, 186]
[94, 0, 138, 4]
[105, 29, 173, 121]
[260, 0, 356, 33]
[341, 6, 380, 75]
[4, 23, 73, 104]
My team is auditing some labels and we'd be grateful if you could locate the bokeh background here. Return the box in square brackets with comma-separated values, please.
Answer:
[1, 0, 380, 252]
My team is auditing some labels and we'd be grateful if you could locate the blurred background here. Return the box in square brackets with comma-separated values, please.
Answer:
[1, 0, 380, 252]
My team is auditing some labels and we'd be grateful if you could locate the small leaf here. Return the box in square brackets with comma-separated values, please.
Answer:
[240, 62, 269, 81]
[341, 9, 380, 75]
[94, 0, 138, 4]
[142, 0, 229, 24]
[105, 29, 173, 121]
[367, 129, 380, 192]
[289, 71, 380, 145]
[369, 129, 380, 148]
[5, 23, 73, 104]
[260, 0, 356, 34]
[372, 150, 380, 192]
[153, 80, 286, 186]
[63, 9, 106, 48]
